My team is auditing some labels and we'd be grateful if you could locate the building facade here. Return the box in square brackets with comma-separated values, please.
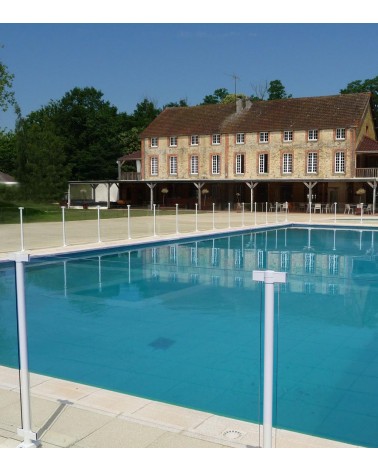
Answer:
[70, 93, 378, 211]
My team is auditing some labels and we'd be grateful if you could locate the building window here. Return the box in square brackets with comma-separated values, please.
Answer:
[170, 156, 177, 175]
[212, 154, 220, 174]
[283, 153, 293, 174]
[336, 128, 345, 140]
[235, 154, 245, 174]
[308, 129, 318, 141]
[307, 152, 318, 173]
[212, 134, 221, 145]
[170, 136, 178, 147]
[335, 151, 345, 173]
[259, 153, 269, 174]
[190, 155, 198, 175]
[151, 137, 158, 147]
[236, 133, 245, 144]
[284, 131, 293, 142]
[191, 135, 199, 146]
[151, 157, 158, 175]
[259, 132, 269, 143]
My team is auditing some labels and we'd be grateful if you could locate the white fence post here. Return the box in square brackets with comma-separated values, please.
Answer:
[9, 252, 40, 448]
[127, 205, 131, 240]
[212, 203, 215, 230]
[61, 206, 67, 247]
[97, 205, 101, 243]
[228, 202, 231, 228]
[252, 270, 287, 448]
[153, 204, 157, 237]
[175, 204, 179, 234]
[19, 207, 25, 252]
[195, 203, 198, 232]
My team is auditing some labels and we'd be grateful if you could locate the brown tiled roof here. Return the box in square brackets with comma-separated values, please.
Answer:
[356, 135, 378, 153]
[140, 93, 372, 138]
[139, 102, 236, 138]
[117, 150, 141, 164]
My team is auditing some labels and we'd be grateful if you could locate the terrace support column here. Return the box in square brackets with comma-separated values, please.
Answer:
[193, 182, 205, 210]
[90, 183, 99, 205]
[367, 180, 377, 214]
[107, 183, 111, 209]
[304, 181, 318, 207]
[147, 183, 156, 210]
[245, 181, 259, 212]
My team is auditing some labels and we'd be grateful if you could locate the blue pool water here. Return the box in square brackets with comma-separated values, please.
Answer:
[1, 226, 378, 447]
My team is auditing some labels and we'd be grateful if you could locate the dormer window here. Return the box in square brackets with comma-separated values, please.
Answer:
[151, 137, 158, 147]
[336, 128, 345, 140]
[236, 133, 245, 144]
[191, 135, 199, 145]
[170, 136, 178, 147]
[308, 129, 318, 141]
[212, 134, 221, 145]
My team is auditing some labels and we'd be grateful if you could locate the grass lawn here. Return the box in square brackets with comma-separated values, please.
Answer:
[0, 201, 174, 224]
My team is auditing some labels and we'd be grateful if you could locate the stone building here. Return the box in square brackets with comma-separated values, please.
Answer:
[70, 92, 378, 211]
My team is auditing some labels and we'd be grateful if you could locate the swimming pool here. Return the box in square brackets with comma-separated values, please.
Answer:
[1, 226, 378, 447]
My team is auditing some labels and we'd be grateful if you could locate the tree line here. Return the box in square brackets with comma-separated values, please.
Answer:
[1, 54, 378, 201]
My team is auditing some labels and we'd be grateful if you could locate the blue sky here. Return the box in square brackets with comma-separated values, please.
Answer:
[1, 22, 378, 130]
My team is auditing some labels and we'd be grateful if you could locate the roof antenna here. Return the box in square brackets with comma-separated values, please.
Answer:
[226, 72, 240, 110]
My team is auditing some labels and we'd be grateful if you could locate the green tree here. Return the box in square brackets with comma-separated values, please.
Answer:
[17, 122, 70, 201]
[267, 80, 292, 100]
[163, 99, 188, 108]
[341, 76, 378, 131]
[221, 93, 249, 104]
[201, 88, 230, 105]
[119, 127, 140, 155]
[130, 98, 161, 129]
[0, 129, 16, 174]
[0, 54, 16, 113]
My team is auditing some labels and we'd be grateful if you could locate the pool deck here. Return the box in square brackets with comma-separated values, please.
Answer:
[0, 211, 372, 449]
[0, 366, 357, 449]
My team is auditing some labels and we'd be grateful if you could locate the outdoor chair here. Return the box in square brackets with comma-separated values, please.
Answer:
[344, 204, 353, 214]
[366, 204, 373, 214]
[313, 203, 322, 213]
[324, 203, 331, 213]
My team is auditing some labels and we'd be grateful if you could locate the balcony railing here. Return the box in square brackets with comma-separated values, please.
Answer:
[355, 168, 378, 178]
[119, 172, 141, 181]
